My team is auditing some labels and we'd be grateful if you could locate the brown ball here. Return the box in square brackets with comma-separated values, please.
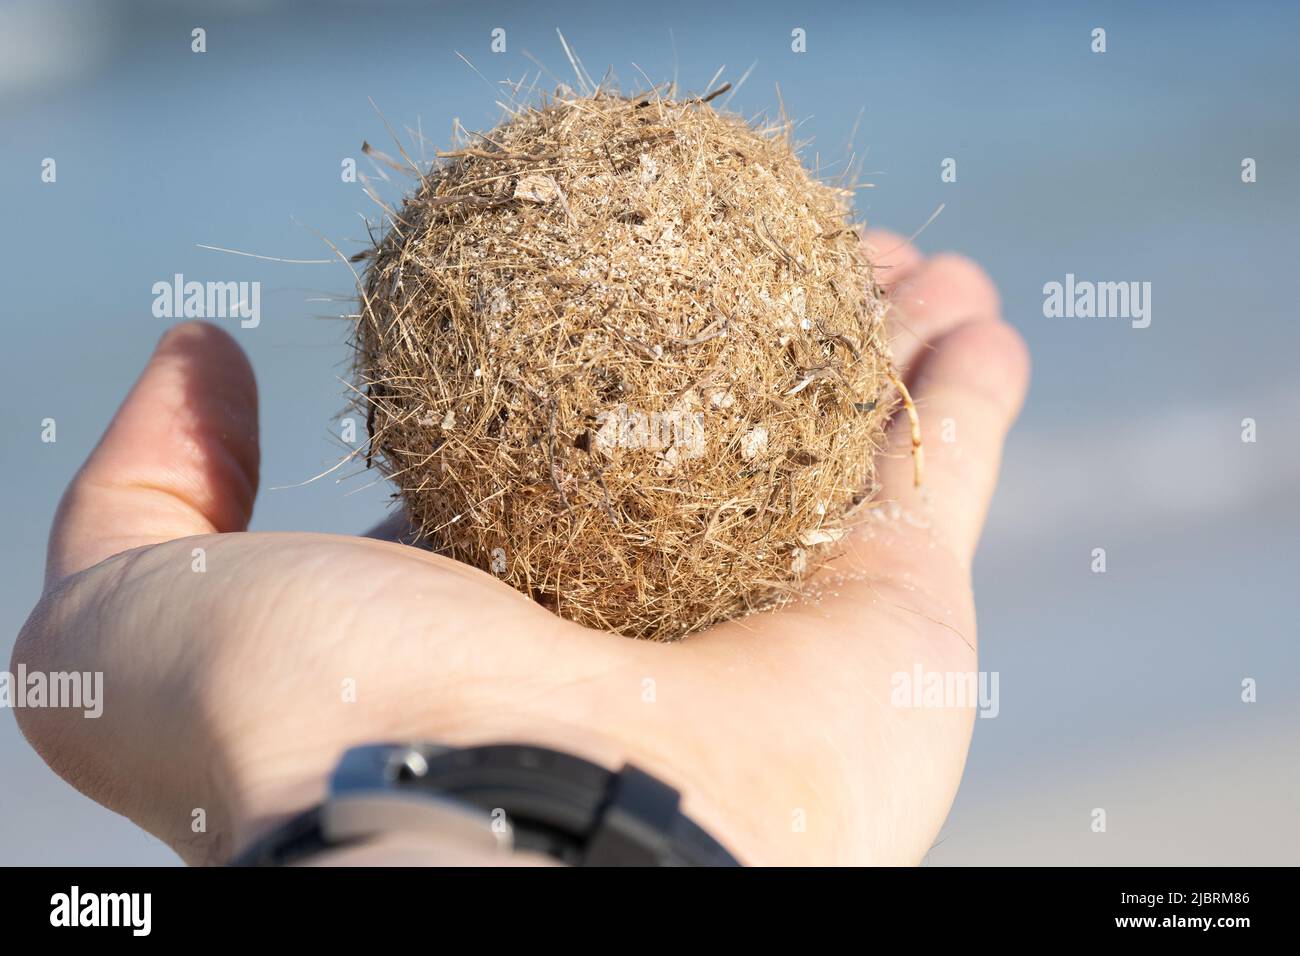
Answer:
[354, 89, 897, 640]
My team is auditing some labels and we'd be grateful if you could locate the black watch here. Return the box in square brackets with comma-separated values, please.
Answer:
[229, 743, 741, 867]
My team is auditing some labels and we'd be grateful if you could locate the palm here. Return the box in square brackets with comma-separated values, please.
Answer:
[15, 233, 1027, 865]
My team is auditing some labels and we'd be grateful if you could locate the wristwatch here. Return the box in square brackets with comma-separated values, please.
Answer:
[230, 742, 741, 867]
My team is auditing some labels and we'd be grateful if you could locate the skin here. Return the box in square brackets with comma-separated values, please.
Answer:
[11, 232, 1028, 866]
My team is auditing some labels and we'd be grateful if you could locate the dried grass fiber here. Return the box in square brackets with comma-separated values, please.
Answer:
[355, 87, 898, 640]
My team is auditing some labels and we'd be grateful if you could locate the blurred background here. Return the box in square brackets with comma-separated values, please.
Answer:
[1, 0, 1296, 865]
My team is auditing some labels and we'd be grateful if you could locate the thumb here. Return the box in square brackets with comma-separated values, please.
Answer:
[45, 321, 259, 588]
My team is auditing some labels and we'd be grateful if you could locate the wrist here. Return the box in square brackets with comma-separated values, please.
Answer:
[219, 719, 748, 867]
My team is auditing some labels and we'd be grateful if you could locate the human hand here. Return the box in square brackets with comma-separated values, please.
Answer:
[12, 231, 1027, 865]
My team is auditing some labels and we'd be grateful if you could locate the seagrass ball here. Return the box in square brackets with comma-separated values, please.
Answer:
[355, 89, 898, 640]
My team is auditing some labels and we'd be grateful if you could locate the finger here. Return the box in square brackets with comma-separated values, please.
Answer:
[45, 321, 259, 587]
[887, 254, 1001, 374]
[861, 228, 923, 295]
[874, 318, 1030, 564]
